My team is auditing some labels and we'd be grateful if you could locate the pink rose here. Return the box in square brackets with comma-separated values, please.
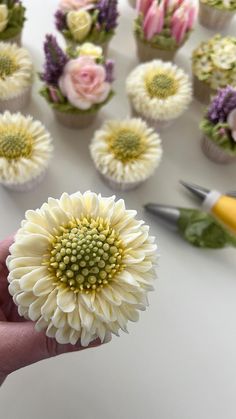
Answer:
[59, 0, 95, 12]
[59, 56, 111, 110]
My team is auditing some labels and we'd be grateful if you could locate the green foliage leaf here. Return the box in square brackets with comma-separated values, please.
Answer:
[200, 119, 236, 155]
[0, 3, 25, 40]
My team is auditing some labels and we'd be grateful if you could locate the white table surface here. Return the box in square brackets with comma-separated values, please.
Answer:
[0, 1, 236, 418]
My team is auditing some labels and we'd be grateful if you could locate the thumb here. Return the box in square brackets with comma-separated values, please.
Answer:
[0, 321, 102, 377]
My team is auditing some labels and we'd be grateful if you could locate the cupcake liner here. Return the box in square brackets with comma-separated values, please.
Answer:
[136, 37, 177, 63]
[99, 171, 145, 191]
[1, 168, 48, 192]
[130, 102, 174, 131]
[199, 2, 235, 30]
[0, 85, 32, 113]
[201, 135, 236, 164]
[54, 110, 98, 129]
[129, 0, 136, 7]
[193, 75, 215, 105]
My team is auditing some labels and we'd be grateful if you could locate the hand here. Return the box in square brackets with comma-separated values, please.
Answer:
[0, 236, 102, 385]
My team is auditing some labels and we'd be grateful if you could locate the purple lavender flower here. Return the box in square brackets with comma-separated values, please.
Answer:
[105, 59, 115, 83]
[97, 0, 119, 32]
[41, 34, 68, 86]
[55, 9, 67, 31]
[208, 86, 236, 124]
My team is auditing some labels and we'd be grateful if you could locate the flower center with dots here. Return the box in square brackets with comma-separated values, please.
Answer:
[146, 71, 178, 99]
[0, 54, 19, 79]
[0, 127, 33, 160]
[109, 129, 146, 162]
[47, 217, 126, 293]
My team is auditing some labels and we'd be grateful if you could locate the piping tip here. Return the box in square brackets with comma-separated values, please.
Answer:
[144, 203, 180, 228]
[180, 181, 209, 201]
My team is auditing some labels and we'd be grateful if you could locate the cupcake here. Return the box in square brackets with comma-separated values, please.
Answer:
[90, 118, 163, 191]
[126, 60, 192, 130]
[0, 42, 33, 112]
[200, 86, 236, 164]
[0, 0, 26, 46]
[134, 0, 198, 63]
[199, 0, 236, 30]
[55, 0, 119, 53]
[129, 0, 136, 7]
[40, 35, 114, 129]
[0, 112, 53, 191]
[192, 35, 236, 105]
[7, 191, 158, 346]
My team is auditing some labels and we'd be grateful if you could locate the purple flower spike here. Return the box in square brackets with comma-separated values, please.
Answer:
[41, 34, 68, 86]
[97, 0, 119, 32]
[55, 9, 67, 31]
[105, 59, 115, 83]
[208, 86, 236, 124]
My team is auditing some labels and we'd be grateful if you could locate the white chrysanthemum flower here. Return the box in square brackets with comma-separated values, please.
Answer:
[126, 60, 192, 122]
[0, 42, 33, 100]
[0, 112, 53, 186]
[7, 192, 158, 347]
[90, 118, 163, 184]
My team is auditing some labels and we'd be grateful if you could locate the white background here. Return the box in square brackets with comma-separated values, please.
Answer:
[0, 1, 236, 418]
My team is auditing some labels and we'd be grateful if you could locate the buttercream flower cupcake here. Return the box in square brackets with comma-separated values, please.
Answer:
[0, 1, 26, 46]
[134, 0, 198, 62]
[90, 118, 163, 190]
[55, 0, 119, 53]
[0, 42, 33, 112]
[126, 60, 192, 130]
[199, 0, 236, 30]
[192, 35, 236, 105]
[200, 86, 236, 164]
[0, 112, 53, 191]
[7, 191, 158, 346]
[40, 35, 114, 129]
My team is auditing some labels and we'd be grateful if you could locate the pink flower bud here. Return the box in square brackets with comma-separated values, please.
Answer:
[171, 5, 189, 44]
[143, 0, 164, 40]
[136, 0, 153, 15]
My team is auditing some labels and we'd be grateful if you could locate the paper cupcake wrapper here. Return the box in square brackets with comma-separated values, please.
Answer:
[0, 85, 31, 113]
[99, 170, 145, 191]
[136, 37, 177, 63]
[1, 168, 48, 192]
[202, 135, 236, 164]
[199, 2, 235, 30]
[193, 76, 215, 106]
[130, 102, 174, 131]
[54, 110, 98, 129]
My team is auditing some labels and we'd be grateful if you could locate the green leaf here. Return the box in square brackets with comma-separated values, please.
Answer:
[200, 119, 236, 156]
[0, 3, 26, 40]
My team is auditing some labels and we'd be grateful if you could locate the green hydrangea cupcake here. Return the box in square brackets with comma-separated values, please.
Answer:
[199, 0, 236, 30]
[0, 0, 26, 46]
[192, 35, 236, 105]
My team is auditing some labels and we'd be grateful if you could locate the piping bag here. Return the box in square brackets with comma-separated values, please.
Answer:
[180, 181, 236, 236]
[144, 204, 236, 249]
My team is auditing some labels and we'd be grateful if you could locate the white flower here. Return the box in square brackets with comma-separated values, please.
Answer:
[90, 118, 163, 184]
[67, 9, 92, 42]
[7, 192, 158, 347]
[126, 60, 192, 121]
[0, 4, 8, 33]
[210, 70, 229, 90]
[77, 42, 103, 58]
[0, 42, 33, 100]
[0, 112, 53, 186]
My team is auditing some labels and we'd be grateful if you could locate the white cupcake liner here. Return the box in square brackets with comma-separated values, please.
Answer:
[193, 75, 215, 105]
[130, 102, 174, 131]
[54, 109, 98, 129]
[0, 85, 32, 113]
[201, 135, 236, 164]
[1, 168, 48, 192]
[136, 37, 177, 63]
[99, 170, 145, 191]
[199, 2, 235, 30]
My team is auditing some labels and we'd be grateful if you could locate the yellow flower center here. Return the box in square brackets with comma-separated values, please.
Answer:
[145, 71, 178, 99]
[0, 54, 19, 79]
[47, 217, 126, 293]
[0, 127, 33, 160]
[108, 129, 146, 163]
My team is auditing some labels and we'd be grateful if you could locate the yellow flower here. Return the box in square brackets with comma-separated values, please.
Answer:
[78, 42, 103, 58]
[0, 4, 8, 33]
[67, 10, 92, 42]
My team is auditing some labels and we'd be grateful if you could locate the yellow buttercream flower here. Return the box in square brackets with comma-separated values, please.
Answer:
[67, 10, 92, 42]
[78, 42, 103, 58]
[0, 4, 8, 33]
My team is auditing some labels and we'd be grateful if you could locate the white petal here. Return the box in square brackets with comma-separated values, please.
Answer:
[57, 288, 76, 313]
[35, 316, 48, 332]
[51, 307, 67, 328]
[41, 289, 58, 320]
[68, 308, 81, 331]
[55, 326, 71, 344]
[79, 303, 94, 330]
[20, 267, 49, 291]
[28, 295, 47, 321]
[16, 292, 36, 307]
[46, 322, 57, 338]
[7, 256, 42, 270]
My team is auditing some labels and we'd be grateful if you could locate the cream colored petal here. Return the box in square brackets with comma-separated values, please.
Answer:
[67, 308, 81, 331]
[8, 266, 39, 281]
[46, 322, 57, 338]
[35, 316, 48, 332]
[16, 291, 36, 307]
[8, 279, 21, 296]
[95, 293, 112, 321]
[33, 276, 54, 297]
[57, 288, 76, 313]
[23, 222, 53, 238]
[10, 235, 50, 256]
[117, 271, 140, 288]
[41, 289, 58, 321]
[28, 295, 47, 321]
[69, 329, 80, 345]
[7, 256, 41, 270]
[20, 267, 49, 291]
[79, 303, 94, 330]
[130, 261, 153, 273]
[96, 322, 106, 342]
[121, 304, 139, 322]
[100, 286, 122, 306]
[18, 305, 29, 318]
[81, 328, 94, 347]
[55, 326, 71, 344]
[79, 292, 95, 312]
[51, 307, 67, 328]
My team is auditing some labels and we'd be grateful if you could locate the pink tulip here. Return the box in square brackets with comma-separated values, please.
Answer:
[137, 0, 153, 15]
[143, 0, 165, 40]
[171, 5, 189, 44]
[186, 4, 198, 29]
